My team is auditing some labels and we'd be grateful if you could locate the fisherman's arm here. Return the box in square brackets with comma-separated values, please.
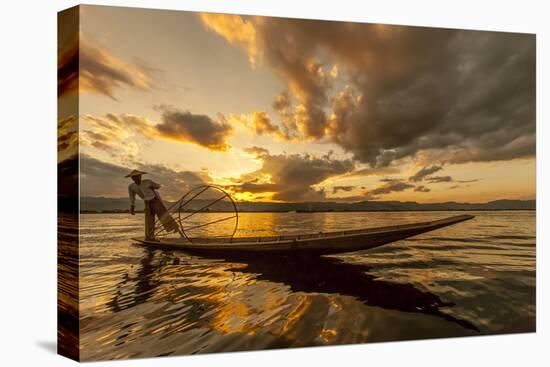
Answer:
[151, 181, 161, 190]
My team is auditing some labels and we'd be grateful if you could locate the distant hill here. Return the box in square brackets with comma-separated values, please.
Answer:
[80, 197, 535, 213]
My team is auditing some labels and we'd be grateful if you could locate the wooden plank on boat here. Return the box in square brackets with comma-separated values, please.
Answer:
[133, 214, 474, 256]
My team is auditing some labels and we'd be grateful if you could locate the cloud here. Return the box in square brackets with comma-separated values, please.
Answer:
[414, 185, 431, 193]
[272, 91, 302, 134]
[409, 165, 443, 182]
[199, 13, 260, 65]
[379, 177, 401, 183]
[244, 146, 270, 158]
[332, 185, 355, 194]
[273, 92, 291, 112]
[447, 179, 482, 190]
[58, 31, 79, 98]
[155, 105, 232, 151]
[135, 162, 211, 200]
[426, 175, 453, 183]
[228, 147, 355, 201]
[200, 14, 535, 166]
[80, 154, 210, 200]
[81, 108, 234, 156]
[364, 180, 415, 200]
[227, 111, 293, 140]
[345, 166, 401, 177]
[58, 115, 78, 157]
[80, 113, 157, 159]
[58, 33, 153, 99]
[201, 14, 334, 139]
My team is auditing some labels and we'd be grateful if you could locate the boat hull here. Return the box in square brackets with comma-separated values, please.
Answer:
[133, 214, 474, 256]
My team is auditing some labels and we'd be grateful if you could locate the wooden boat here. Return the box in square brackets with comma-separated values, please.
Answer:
[133, 214, 474, 256]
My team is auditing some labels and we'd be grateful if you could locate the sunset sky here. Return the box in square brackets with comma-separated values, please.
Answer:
[58, 5, 536, 203]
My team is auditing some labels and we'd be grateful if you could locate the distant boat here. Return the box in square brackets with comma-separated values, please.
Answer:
[134, 214, 474, 256]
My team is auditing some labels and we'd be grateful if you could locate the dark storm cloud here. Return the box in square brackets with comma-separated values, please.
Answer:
[230, 148, 355, 201]
[155, 105, 233, 151]
[80, 154, 210, 199]
[202, 15, 535, 166]
[409, 165, 443, 182]
[58, 33, 153, 99]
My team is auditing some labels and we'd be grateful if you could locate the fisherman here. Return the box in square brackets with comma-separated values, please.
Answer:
[126, 169, 180, 241]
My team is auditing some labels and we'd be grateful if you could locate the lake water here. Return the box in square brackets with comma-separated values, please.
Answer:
[72, 211, 535, 360]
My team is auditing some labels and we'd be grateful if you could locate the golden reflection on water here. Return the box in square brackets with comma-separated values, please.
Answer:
[75, 211, 535, 361]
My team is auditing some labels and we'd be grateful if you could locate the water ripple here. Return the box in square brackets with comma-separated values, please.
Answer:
[69, 211, 535, 361]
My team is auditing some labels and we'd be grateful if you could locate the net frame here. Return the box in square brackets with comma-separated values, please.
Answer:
[153, 185, 239, 242]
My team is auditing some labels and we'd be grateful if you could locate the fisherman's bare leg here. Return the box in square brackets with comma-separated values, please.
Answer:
[152, 197, 180, 234]
[144, 199, 156, 240]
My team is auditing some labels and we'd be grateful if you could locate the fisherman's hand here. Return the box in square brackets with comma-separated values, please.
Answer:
[130, 206, 135, 215]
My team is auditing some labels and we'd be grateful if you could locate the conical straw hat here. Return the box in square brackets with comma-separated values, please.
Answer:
[124, 169, 148, 178]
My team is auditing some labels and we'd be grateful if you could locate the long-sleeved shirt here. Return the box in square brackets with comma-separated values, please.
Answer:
[128, 179, 161, 206]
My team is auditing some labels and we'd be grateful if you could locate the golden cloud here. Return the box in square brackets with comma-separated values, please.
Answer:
[227, 147, 355, 201]
[227, 111, 294, 141]
[199, 13, 260, 65]
[58, 32, 153, 99]
[155, 105, 233, 151]
[81, 106, 234, 157]
[58, 115, 78, 163]
[199, 14, 535, 167]
[80, 113, 157, 159]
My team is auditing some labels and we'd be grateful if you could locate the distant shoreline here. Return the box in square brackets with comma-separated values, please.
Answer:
[80, 209, 536, 214]
[77, 197, 536, 213]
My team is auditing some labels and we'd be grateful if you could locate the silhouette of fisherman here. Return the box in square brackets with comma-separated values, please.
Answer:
[126, 169, 180, 240]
